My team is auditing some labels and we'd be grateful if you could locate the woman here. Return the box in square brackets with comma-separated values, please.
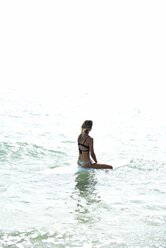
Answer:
[77, 120, 113, 169]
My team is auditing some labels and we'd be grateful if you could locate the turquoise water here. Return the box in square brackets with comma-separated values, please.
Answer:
[0, 88, 166, 248]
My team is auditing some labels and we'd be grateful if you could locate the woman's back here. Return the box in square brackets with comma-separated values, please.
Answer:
[78, 134, 91, 161]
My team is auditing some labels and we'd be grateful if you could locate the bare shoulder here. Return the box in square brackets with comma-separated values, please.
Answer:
[88, 136, 93, 143]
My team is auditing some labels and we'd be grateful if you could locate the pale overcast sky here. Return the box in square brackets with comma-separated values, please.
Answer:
[0, 1, 166, 108]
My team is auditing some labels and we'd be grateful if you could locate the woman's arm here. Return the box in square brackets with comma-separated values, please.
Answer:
[89, 137, 97, 163]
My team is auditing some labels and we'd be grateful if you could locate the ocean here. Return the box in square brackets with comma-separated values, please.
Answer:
[0, 87, 166, 248]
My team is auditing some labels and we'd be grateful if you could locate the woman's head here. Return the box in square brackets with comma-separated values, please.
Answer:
[81, 120, 93, 135]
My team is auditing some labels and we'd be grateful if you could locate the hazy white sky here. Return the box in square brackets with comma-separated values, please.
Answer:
[0, 0, 166, 107]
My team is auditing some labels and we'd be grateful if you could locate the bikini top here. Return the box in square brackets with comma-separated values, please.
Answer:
[78, 136, 89, 154]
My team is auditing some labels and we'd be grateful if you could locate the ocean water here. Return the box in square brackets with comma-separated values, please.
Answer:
[0, 87, 166, 248]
